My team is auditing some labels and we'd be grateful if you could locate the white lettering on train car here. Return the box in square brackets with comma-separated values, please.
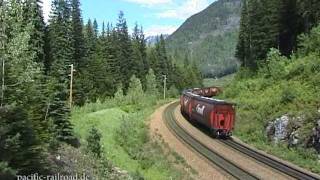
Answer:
[196, 104, 205, 115]
[184, 98, 189, 106]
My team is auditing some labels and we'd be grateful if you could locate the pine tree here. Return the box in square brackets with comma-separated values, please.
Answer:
[71, 0, 85, 69]
[298, 0, 320, 32]
[22, 0, 46, 64]
[0, 105, 45, 175]
[145, 69, 158, 97]
[139, 26, 148, 79]
[131, 23, 145, 86]
[127, 75, 143, 104]
[236, 0, 251, 67]
[93, 19, 99, 38]
[47, 0, 76, 145]
[115, 11, 132, 90]
[86, 126, 102, 158]
[71, 0, 87, 105]
[153, 35, 170, 88]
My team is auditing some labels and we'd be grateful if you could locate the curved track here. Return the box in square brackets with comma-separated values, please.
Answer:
[164, 102, 259, 180]
[164, 102, 320, 180]
[221, 139, 320, 180]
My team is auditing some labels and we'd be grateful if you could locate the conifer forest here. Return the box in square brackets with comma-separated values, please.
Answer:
[0, 0, 202, 178]
[1, 0, 320, 179]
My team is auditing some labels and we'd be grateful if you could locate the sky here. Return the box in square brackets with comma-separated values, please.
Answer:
[42, 0, 216, 37]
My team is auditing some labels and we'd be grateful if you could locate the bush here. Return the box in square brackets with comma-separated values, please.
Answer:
[260, 48, 289, 80]
[298, 25, 320, 56]
[127, 75, 144, 105]
[167, 85, 179, 98]
[86, 127, 102, 158]
[0, 161, 16, 180]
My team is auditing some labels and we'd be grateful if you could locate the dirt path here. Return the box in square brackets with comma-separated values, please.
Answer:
[149, 102, 230, 180]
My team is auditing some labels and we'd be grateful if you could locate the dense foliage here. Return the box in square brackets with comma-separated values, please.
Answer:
[236, 0, 320, 69]
[222, 25, 320, 172]
[166, 0, 241, 77]
[72, 79, 191, 179]
[0, 0, 202, 177]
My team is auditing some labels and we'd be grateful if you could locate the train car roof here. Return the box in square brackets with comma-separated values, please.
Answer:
[182, 91, 234, 105]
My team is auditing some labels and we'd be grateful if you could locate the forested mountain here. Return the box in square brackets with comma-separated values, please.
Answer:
[166, 0, 242, 77]
[146, 34, 169, 45]
[0, 0, 202, 178]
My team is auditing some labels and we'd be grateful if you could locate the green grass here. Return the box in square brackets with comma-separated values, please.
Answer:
[72, 108, 138, 171]
[71, 98, 190, 179]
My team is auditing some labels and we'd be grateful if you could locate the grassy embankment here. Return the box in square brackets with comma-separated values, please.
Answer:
[206, 26, 320, 173]
[71, 95, 194, 179]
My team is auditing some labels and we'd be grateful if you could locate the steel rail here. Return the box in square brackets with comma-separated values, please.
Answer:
[221, 139, 320, 180]
[163, 102, 259, 180]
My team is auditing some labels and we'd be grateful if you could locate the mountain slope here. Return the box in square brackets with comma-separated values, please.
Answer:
[166, 0, 242, 77]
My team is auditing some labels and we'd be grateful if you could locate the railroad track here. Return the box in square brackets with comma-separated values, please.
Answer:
[221, 139, 320, 180]
[164, 102, 320, 180]
[164, 102, 259, 180]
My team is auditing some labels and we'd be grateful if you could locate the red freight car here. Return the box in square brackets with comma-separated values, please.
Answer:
[180, 87, 235, 138]
[180, 91, 194, 118]
[191, 96, 235, 137]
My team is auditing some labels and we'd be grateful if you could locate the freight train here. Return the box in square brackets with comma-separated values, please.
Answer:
[180, 87, 235, 138]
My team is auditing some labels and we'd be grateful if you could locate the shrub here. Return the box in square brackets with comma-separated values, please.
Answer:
[298, 25, 320, 56]
[86, 127, 102, 158]
[263, 48, 289, 80]
[167, 85, 179, 98]
[127, 75, 144, 105]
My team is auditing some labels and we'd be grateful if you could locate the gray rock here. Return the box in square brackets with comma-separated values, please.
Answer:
[274, 115, 289, 143]
[265, 121, 275, 141]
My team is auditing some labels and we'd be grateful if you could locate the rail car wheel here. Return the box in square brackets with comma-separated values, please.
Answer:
[211, 129, 218, 138]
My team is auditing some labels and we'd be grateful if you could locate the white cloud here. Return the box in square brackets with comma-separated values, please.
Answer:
[41, 0, 52, 23]
[124, 0, 172, 6]
[145, 25, 178, 36]
[157, 0, 210, 20]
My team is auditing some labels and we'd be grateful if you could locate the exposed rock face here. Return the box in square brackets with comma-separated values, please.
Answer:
[266, 115, 300, 146]
[266, 114, 320, 153]
[271, 115, 290, 143]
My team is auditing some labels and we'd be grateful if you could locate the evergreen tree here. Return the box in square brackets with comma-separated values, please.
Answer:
[131, 23, 145, 86]
[71, 0, 87, 105]
[93, 19, 99, 38]
[115, 11, 132, 90]
[127, 75, 143, 104]
[298, 0, 320, 31]
[86, 126, 102, 158]
[47, 0, 76, 145]
[22, 0, 46, 64]
[71, 0, 85, 69]
[3, 0, 51, 145]
[0, 105, 45, 175]
[145, 69, 158, 97]
[236, 0, 318, 69]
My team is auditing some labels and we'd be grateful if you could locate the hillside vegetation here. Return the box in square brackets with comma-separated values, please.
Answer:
[222, 0, 320, 172]
[222, 16, 320, 174]
[0, 0, 201, 178]
[71, 75, 192, 179]
[166, 0, 241, 77]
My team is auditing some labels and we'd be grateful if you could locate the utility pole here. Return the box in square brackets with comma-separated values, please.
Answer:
[69, 64, 75, 108]
[162, 75, 167, 100]
[1, 58, 4, 107]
